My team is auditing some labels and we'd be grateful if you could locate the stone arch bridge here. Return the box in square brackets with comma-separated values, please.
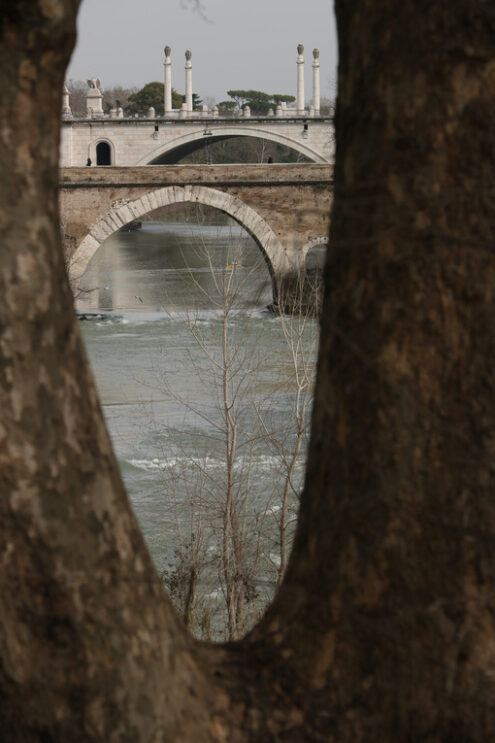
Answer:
[60, 116, 333, 167]
[60, 163, 332, 302]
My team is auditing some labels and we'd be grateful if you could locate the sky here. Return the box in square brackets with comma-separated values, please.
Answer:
[67, 0, 338, 105]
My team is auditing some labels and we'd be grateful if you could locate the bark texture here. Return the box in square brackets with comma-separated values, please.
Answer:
[0, 4, 216, 741]
[252, 1, 495, 740]
[1, 0, 495, 741]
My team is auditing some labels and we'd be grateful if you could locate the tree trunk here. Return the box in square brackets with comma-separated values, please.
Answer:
[1, 1, 495, 741]
[0, 4, 215, 741]
[252, 1, 495, 739]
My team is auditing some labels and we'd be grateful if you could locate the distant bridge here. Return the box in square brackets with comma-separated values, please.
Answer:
[60, 163, 333, 300]
[60, 115, 334, 168]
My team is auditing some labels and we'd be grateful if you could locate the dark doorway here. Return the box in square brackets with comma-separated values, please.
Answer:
[96, 141, 111, 166]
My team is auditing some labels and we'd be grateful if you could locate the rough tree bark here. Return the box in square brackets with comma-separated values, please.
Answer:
[1, 1, 494, 741]
[0, 3, 216, 741]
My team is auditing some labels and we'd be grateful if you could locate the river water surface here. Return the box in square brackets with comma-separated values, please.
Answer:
[77, 210, 318, 637]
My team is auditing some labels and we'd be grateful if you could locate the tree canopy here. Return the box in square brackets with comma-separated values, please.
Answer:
[126, 81, 183, 115]
[217, 100, 237, 113]
[191, 92, 203, 110]
[226, 89, 296, 115]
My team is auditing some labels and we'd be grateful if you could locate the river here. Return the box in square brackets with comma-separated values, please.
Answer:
[77, 207, 318, 638]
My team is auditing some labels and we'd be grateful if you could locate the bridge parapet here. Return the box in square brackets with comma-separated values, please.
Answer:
[60, 163, 332, 186]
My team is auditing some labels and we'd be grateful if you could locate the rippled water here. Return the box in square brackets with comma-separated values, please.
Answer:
[78, 214, 317, 638]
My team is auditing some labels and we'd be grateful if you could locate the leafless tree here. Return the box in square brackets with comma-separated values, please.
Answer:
[150, 217, 318, 639]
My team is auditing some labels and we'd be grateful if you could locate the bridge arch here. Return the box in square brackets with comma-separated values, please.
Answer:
[69, 185, 289, 292]
[138, 126, 327, 165]
[302, 235, 328, 258]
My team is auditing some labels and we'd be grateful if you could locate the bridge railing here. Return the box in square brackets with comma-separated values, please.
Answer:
[62, 110, 334, 124]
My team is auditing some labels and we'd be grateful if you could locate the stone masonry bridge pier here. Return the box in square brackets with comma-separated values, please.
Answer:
[60, 163, 333, 304]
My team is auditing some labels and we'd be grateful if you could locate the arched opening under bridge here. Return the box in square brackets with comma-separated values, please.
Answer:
[69, 185, 289, 305]
[140, 127, 326, 165]
[75, 202, 274, 314]
[148, 135, 313, 165]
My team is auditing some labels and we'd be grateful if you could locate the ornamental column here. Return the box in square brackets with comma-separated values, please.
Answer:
[185, 50, 193, 113]
[62, 84, 72, 118]
[296, 43, 305, 114]
[164, 45, 172, 116]
[312, 48, 320, 114]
